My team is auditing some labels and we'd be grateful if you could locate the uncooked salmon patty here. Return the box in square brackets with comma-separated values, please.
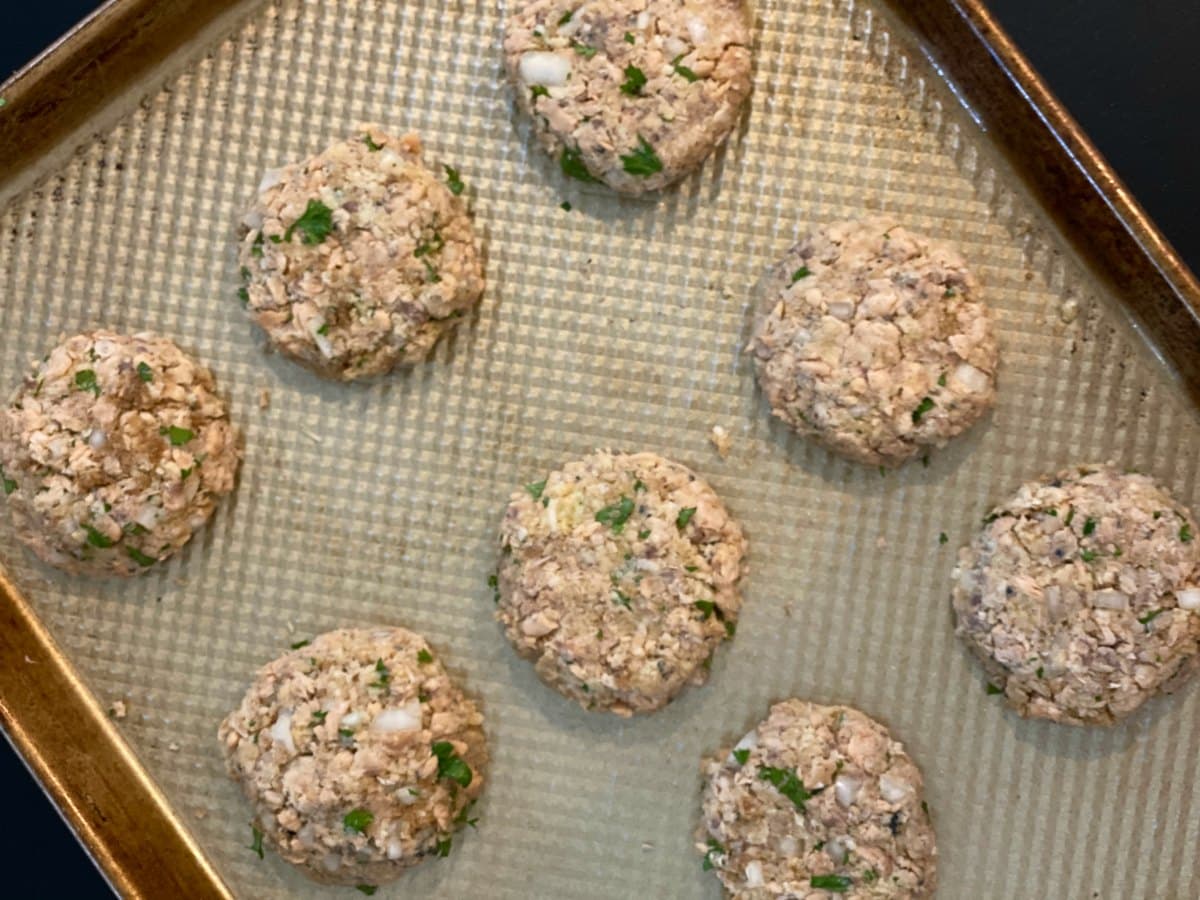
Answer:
[496, 450, 748, 715]
[750, 218, 999, 467]
[0, 330, 240, 577]
[238, 127, 484, 381]
[504, 0, 754, 194]
[699, 699, 937, 898]
[952, 464, 1200, 725]
[218, 628, 487, 886]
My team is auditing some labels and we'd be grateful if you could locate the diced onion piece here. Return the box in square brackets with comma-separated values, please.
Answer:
[371, 700, 423, 734]
[835, 774, 862, 808]
[258, 168, 284, 194]
[1091, 589, 1129, 611]
[1178, 588, 1200, 611]
[519, 51, 572, 86]
[744, 861, 764, 888]
[341, 711, 363, 729]
[879, 773, 910, 803]
[688, 18, 709, 44]
[951, 362, 991, 393]
[269, 709, 296, 753]
[88, 429, 107, 450]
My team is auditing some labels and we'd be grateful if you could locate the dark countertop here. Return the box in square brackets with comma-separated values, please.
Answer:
[2, 2, 1197, 896]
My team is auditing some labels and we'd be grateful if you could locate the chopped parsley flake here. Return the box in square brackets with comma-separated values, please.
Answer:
[160, 425, 195, 446]
[810, 874, 852, 892]
[671, 54, 700, 82]
[249, 825, 264, 859]
[290, 639, 311, 650]
[1036, 666, 1044, 679]
[531, 85, 550, 100]
[444, 164, 465, 196]
[620, 135, 664, 177]
[757, 765, 812, 811]
[938, 532, 948, 545]
[613, 589, 633, 609]
[432, 741, 473, 787]
[561, 147, 598, 182]
[126, 546, 156, 567]
[251, 232, 265, 257]
[1080, 549, 1098, 562]
[791, 266, 812, 283]
[417, 648, 434, 664]
[633, 478, 647, 492]
[1138, 608, 1166, 628]
[986, 683, 1003, 695]
[572, 40, 598, 58]
[339, 728, 355, 739]
[1064, 506, 1076, 526]
[863, 869, 879, 883]
[733, 748, 750, 765]
[343, 808, 374, 835]
[74, 369, 100, 397]
[316, 323, 330, 336]
[137, 362, 153, 383]
[488, 573, 500, 604]
[526, 479, 547, 501]
[620, 65, 647, 96]
[283, 199, 335, 245]
[694, 599, 716, 620]
[1181, 523, 1194, 543]
[1, 464, 15, 495]
[701, 838, 725, 871]
[595, 496, 635, 533]
[85, 525, 114, 549]
[370, 659, 391, 689]
[624, 31, 636, 44]
[911, 396, 936, 424]
[363, 134, 384, 152]
[1082, 517, 1097, 537]
[237, 286, 249, 305]
[676, 507, 697, 530]
[561, 201, 572, 212]
[356, 886, 378, 896]
[557, 10, 573, 25]
[435, 836, 453, 858]
[638, 529, 651, 540]
[937, 372, 947, 387]
[311, 710, 328, 723]
[724, 620, 736, 639]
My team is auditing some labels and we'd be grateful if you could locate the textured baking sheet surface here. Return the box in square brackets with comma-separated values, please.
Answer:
[2, 0, 1199, 897]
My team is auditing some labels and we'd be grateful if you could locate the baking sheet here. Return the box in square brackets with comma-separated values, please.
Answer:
[1, 0, 1198, 897]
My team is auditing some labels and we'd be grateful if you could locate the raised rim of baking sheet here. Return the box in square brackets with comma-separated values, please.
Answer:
[0, 1, 1196, 897]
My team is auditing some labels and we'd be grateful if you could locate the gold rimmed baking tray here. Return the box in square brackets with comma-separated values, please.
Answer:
[1, 1, 1198, 897]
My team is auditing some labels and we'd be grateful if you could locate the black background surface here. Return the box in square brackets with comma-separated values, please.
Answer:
[2, 2, 1198, 896]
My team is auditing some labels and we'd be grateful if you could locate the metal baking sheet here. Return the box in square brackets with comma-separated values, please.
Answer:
[2, 0, 1199, 897]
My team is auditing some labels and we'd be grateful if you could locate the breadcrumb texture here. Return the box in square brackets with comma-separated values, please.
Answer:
[497, 450, 748, 716]
[238, 127, 484, 381]
[699, 699, 936, 898]
[750, 219, 999, 467]
[953, 464, 1200, 725]
[218, 628, 487, 886]
[504, 0, 754, 194]
[0, 330, 240, 577]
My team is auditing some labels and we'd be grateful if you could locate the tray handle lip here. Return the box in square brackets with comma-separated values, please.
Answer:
[0, 568, 232, 900]
[894, 0, 1200, 400]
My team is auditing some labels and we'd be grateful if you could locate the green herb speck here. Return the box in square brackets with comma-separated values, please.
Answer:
[1181, 523, 1194, 543]
[620, 136, 664, 177]
[432, 741, 473, 787]
[733, 748, 750, 765]
[595, 496, 635, 533]
[283, 199, 335, 245]
[85, 525, 114, 549]
[561, 147, 598, 183]
[1082, 517, 1097, 537]
[417, 648, 434, 664]
[620, 64, 648, 96]
[572, 41, 598, 59]
[74, 369, 100, 397]
[526, 479, 547, 501]
[911, 396, 935, 424]
[702, 838, 724, 871]
[137, 362, 153, 383]
[343, 808, 374, 835]
[444, 164, 465, 196]
[356, 886, 378, 896]
[290, 639, 310, 650]
[624, 31, 636, 44]
[159, 425, 195, 446]
[126, 546, 157, 567]
[938, 532, 948, 545]
[986, 683, 1003, 695]
[363, 134, 384, 152]
[676, 507, 697, 531]
[671, 54, 700, 82]
[757, 765, 812, 811]
[810, 874, 853, 892]
[249, 825, 264, 859]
